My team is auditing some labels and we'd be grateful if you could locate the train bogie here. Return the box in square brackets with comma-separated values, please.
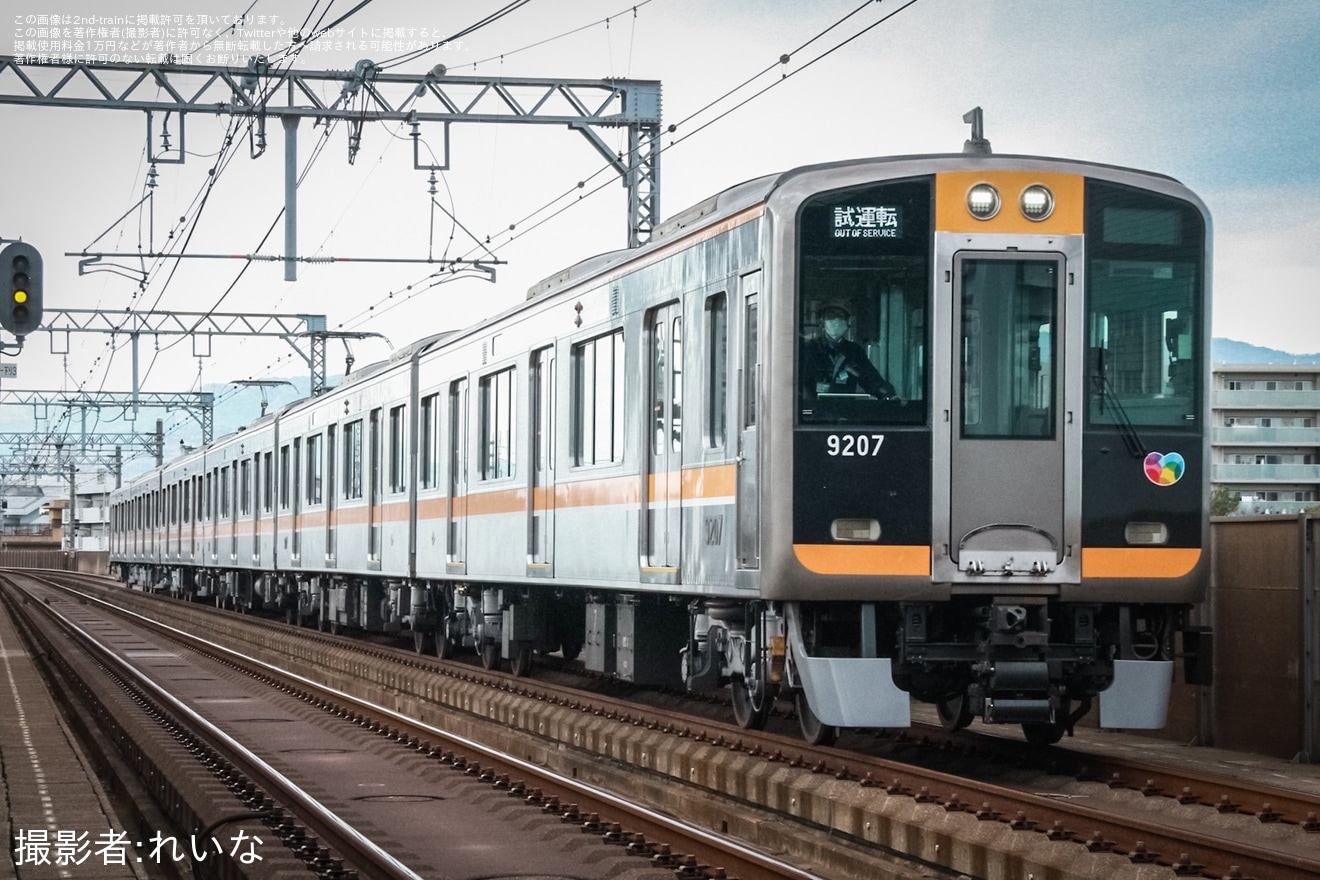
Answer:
[112, 141, 1212, 744]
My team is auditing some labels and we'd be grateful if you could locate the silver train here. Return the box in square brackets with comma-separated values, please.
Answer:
[111, 145, 1213, 745]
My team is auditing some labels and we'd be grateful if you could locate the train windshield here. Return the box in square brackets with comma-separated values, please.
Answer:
[796, 177, 931, 426]
[1085, 181, 1206, 428]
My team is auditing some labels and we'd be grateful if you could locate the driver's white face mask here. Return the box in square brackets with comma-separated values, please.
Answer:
[823, 317, 849, 341]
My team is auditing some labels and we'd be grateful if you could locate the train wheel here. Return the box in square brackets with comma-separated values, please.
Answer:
[794, 692, 838, 746]
[510, 644, 534, 677]
[731, 674, 774, 730]
[436, 619, 457, 659]
[479, 642, 500, 671]
[412, 628, 430, 654]
[936, 693, 974, 732]
[559, 641, 582, 662]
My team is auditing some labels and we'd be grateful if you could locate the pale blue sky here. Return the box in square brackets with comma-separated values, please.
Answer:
[2, 0, 1317, 411]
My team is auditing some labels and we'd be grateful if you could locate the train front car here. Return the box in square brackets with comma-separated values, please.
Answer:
[757, 155, 1210, 744]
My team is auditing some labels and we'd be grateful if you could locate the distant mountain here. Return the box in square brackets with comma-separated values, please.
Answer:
[1213, 338, 1320, 366]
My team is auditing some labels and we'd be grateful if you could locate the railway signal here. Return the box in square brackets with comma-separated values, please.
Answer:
[0, 241, 43, 337]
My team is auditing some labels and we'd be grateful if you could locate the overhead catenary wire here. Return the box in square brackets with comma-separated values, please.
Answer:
[93, 1, 923, 463]
[333, 0, 924, 332]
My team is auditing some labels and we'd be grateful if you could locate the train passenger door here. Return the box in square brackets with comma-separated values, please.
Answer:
[645, 303, 683, 573]
[325, 429, 337, 562]
[736, 279, 760, 569]
[447, 380, 467, 567]
[368, 408, 382, 562]
[291, 439, 302, 562]
[949, 253, 1065, 575]
[529, 347, 554, 571]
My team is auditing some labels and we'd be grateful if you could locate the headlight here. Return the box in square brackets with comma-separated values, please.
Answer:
[1020, 184, 1055, 221]
[966, 183, 1001, 220]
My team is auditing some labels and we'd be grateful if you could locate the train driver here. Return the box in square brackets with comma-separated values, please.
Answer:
[801, 303, 897, 400]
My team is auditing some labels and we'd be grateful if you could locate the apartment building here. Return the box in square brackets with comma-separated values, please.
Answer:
[1211, 364, 1320, 514]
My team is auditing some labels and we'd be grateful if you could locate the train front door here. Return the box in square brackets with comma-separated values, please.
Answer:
[949, 253, 1065, 577]
[645, 302, 683, 573]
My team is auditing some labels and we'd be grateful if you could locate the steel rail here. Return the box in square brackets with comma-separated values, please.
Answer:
[8, 574, 424, 880]
[33, 574, 826, 880]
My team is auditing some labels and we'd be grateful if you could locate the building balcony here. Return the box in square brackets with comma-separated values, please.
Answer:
[1213, 389, 1320, 410]
[1212, 463, 1320, 483]
[75, 506, 109, 525]
[1212, 426, 1320, 446]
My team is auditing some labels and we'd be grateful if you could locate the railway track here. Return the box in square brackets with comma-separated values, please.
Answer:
[38, 572, 1320, 880]
[3, 570, 831, 880]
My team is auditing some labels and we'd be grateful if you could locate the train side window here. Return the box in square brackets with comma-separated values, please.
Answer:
[572, 330, 625, 466]
[480, 367, 516, 480]
[705, 292, 728, 449]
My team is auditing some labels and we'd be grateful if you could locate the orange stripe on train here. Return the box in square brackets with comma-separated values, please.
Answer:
[793, 544, 932, 576]
[1080, 547, 1201, 579]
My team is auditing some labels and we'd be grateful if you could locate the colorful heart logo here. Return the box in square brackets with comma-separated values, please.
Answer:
[1143, 451, 1185, 486]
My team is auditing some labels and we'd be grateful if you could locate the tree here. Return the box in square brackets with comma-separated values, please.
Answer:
[1209, 486, 1242, 517]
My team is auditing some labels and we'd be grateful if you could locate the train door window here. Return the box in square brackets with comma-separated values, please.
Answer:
[206, 472, 213, 521]
[671, 315, 683, 451]
[279, 445, 291, 509]
[262, 452, 273, 512]
[307, 433, 323, 504]
[796, 177, 931, 426]
[572, 330, 625, 466]
[240, 459, 251, 516]
[182, 480, 190, 523]
[959, 258, 1058, 440]
[743, 299, 758, 429]
[343, 420, 363, 500]
[532, 348, 554, 474]
[221, 466, 230, 518]
[420, 393, 439, 489]
[388, 405, 406, 493]
[480, 367, 516, 480]
[705, 292, 728, 449]
[1085, 180, 1205, 428]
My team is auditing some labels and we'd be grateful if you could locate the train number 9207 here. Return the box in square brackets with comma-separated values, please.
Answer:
[825, 434, 885, 456]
